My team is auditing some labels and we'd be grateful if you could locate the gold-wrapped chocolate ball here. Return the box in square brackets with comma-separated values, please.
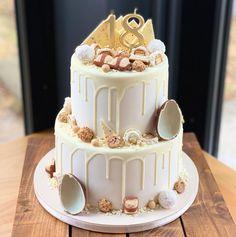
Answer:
[98, 198, 113, 213]
[77, 127, 94, 143]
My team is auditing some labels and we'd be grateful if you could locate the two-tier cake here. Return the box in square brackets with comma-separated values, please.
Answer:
[45, 11, 189, 216]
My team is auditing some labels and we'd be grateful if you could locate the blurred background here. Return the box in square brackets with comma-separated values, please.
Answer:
[0, 0, 236, 169]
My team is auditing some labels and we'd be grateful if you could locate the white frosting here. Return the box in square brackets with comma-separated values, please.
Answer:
[147, 39, 166, 53]
[70, 53, 168, 137]
[75, 45, 94, 63]
[54, 119, 183, 209]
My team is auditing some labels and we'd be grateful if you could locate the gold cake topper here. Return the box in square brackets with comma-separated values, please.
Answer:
[82, 9, 154, 50]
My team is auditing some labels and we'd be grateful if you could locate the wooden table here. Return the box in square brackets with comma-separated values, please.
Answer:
[1, 133, 236, 237]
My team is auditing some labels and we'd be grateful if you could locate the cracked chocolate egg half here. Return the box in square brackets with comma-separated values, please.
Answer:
[59, 174, 85, 215]
[156, 100, 183, 140]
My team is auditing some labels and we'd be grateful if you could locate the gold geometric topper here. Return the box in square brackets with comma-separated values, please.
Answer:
[82, 9, 155, 51]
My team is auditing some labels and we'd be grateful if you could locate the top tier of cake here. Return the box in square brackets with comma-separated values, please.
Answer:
[70, 53, 168, 137]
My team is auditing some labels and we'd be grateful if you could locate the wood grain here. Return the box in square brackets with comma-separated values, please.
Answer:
[129, 219, 185, 237]
[0, 137, 27, 237]
[204, 151, 236, 223]
[11, 137, 69, 237]
[72, 227, 126, 237]
[181, 133, 236, 237]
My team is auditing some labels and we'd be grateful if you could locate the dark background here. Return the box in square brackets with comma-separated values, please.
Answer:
[15, 0, 233, 156]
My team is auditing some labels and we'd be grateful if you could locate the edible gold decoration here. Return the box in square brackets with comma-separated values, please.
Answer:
[82, 9, 155, 50]
[119, 9, 145, 49]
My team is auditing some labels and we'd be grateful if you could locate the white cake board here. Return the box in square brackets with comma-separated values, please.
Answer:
[34, 149, 199, 233]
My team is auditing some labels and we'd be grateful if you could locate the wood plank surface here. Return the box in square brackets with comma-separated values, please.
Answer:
[72, 228, 126, 237]
[129, 219, 185, 237]
[11, 137, 69, 237]
[204, 151, 236, 223]
[0, 137, 27, 237]
[181, 133, 236, 237]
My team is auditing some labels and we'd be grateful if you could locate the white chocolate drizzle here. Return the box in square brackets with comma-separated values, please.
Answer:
[107, 88, 112, 121]
[154, 152, 158, 185]
[70, 54, 168, 136]
[78, 73, 81, 93]
[155, 79, 160, 109]
[168, 150, 171, 189]
[55, 121, 183, 205]
[162, 153, 165, 169]
[84, 77, 88, 101]
[55, 136, 58, 172]
[142, 81, 147, 115]
[60, 142, 64, 174]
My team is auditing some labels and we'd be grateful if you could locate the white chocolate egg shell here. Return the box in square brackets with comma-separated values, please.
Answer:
[59, 174, 85, 215]
[157, 100, 183, 141]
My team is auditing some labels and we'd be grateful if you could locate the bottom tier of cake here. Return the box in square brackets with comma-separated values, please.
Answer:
[54, 120, 184, 209]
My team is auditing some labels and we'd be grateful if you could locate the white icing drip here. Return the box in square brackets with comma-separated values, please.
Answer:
[156, 80, 160, 109]
[127, 157, 145, 191]
[106, 158, 109, 179]
[60, 142, 64, 174]
[141, 159, 145, 190]
[78, 73, 81, 93]
[70, 68, 73, 85]
[154, 152, 158, 185]
[84, 77, 88, 101]
[177, 149, 181, 175]
[163, 80, 165, 97]
[93, 86, 108, 132]
[168, 150, 171, 189]
[142, 81, 147, 116]
[70, 148, 79, 173]
[163, 74, 168, 98]
[108, 88, 112, 122]
[122, 161, 126, 204]
[55, 136, 58, 172]
[162, 153, 165, 169]
[116, 97, 120, 134]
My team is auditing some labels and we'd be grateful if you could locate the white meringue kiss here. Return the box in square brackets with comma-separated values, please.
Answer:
[75, 44, 94, 63]
[147, 39, 166, 53]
